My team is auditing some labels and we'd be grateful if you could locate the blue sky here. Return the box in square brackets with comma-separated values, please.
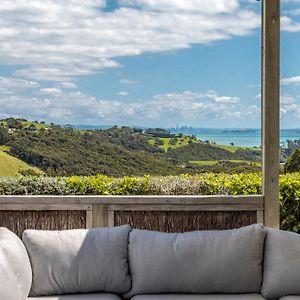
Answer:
[0, 0, 300, 128]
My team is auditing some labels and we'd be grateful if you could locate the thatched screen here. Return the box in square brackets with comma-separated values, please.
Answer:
[0, 210, 86, 237]
[114, 210, 257, 232]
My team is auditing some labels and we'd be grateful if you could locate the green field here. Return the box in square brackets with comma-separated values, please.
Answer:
[190, 160, 261, 167]
[21, 121, 49, 129]
[0, 120, 49, 130]
[210, 144, 259, 153]
[149, 136, 197, 151]
[0, 147, 42, 176]
[149, 136, 259, 153]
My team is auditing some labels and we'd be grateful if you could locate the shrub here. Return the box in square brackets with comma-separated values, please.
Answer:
[1, 172, 300, 232]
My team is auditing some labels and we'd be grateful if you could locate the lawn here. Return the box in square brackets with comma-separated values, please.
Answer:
[149, 135, 260, 153]
[0, 147, 42, 176]
[149, 136, 197, 151]
[190, 160, 261, 167]
[211, 144, 259, 153]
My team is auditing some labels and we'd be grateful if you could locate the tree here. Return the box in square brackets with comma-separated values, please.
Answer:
[7, 118, 23, 130]
[0, 126, 9, 145]
[284, 148, 300, 173]
[230, 142, 235, 146]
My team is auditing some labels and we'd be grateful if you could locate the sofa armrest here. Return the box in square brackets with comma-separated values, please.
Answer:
[0, 228, 32, 300]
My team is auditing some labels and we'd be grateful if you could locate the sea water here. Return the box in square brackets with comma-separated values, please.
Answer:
[169, 128, 300, 147]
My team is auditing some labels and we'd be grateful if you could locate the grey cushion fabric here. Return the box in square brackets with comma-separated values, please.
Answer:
[279, 298, 300, 300]
[0, 227, 32, 300]
[23, 225, 131, 297]
[126, 224, 265, 298]
[130, 294, 266, 300]
[262, 228, 300, 300]
[27, 293, 123, 300]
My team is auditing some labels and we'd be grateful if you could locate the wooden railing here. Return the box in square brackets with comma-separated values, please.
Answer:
[0, 195, 263, 236]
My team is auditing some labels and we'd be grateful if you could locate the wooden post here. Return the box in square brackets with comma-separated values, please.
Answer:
[92, 204, 109, 227]
[262, 0, 280, 228]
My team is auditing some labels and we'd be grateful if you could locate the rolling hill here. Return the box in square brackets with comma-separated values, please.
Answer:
[0, 147, 41, 176]
[0, 118, 261, 176]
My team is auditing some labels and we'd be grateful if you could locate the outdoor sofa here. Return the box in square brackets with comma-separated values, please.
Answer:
[1, 224, 300, 300]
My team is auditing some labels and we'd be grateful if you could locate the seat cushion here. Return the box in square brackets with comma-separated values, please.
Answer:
[125, 224, 266, 298]
[27, 293, 123, 300]
[130, 294, 266, 300]
[23, 225, 131, 297]
[279, 297, 300, 300]
[262, 229, 300, 299]
[0, 227, 32, 300]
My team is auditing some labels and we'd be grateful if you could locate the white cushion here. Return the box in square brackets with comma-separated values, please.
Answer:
[0, 227, 32, 300]
[23, 225, 131, 296]
[126, 224, 265, 298]
[130, 294, 266, 300]
[27, 293, 123, 300]
[262, 229, 300, 299]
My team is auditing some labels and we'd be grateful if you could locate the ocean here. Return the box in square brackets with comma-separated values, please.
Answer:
[169, 128, 300, 147]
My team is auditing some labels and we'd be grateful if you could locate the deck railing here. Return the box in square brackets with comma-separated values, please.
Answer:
[0, 195, 263, 236]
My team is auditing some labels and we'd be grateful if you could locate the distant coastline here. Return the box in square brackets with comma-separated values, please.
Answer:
[73, 125, 300, 147]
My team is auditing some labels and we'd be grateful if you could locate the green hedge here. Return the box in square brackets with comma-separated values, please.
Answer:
[0, 172, 300, 232]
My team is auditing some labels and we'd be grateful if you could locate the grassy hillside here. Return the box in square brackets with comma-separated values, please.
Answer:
[190, 160, 261, 167]
[150, 135, 261, 164]
[0, 119, 49, 130]
[166, 142, 236, 162]
[0, 118, 261, 176]
[149, 136, 196, 151]
[0, 147, 41, 176]
[7, 128, 178, 176]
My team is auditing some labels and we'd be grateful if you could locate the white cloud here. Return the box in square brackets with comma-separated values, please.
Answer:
[0, 0, 260, 82]
[0, 88, 14, 95]
[38, 88, 63, 96]
[118, 91, 130, 96]
[214, 96, 240, 104]
[13, 59, 121, 82]
[120, 0, 240, 14]
[0, 89, 244, 126]
[244, 105, 260, 120]
[284, 8, 300, 16]
[281, 95, 295, 104]
[0, 76, 39, 90]
[281, 75, 300, 85]
[283, 0, 300, 3]
[281, 16, 300, 32]
[57, 82, 77, 89]
[120, 79, 138, 85]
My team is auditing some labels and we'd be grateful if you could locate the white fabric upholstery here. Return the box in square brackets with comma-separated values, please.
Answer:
[23, 225, 131, 297]
[0, 227, 32, 300]
[262, 229, 300, 299]
[130, 294, 266, 300]
[126, 224, 266, 298]
[27, 293, 123, 299]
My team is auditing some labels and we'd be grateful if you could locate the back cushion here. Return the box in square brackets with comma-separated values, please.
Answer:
[125, 224, 265, 298]
[262, 228, 300, 299]
[0, 227, 32, 300]
[23, 225, 131, 296]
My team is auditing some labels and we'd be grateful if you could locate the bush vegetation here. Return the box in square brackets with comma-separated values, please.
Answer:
[1, 172, 300, 232]
[0, 119, 262, 176]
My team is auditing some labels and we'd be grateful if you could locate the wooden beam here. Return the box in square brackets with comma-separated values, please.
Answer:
[92, 204, 108, 227]
[262, 0, 280, 228]
[0, 195, 264, 205]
